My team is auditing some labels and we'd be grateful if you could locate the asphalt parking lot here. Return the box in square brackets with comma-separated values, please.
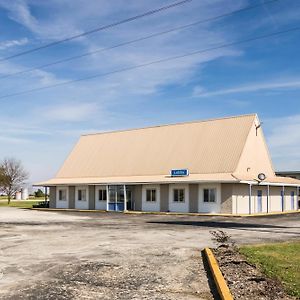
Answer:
[0, 208, 299, 299]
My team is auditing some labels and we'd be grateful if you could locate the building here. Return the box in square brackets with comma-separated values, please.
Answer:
[36, 114, 300, 215]
[276, 171, 300, 180]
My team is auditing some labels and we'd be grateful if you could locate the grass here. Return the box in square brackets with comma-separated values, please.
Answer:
[240, 242, 300, 298]
[0, 199, 42, 208]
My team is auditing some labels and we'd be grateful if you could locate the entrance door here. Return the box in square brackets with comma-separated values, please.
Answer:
[107, 186, 132, 211]
[257, 190, 262, 213]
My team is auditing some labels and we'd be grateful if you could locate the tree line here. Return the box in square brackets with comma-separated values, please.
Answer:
[0, 158, 28, 204]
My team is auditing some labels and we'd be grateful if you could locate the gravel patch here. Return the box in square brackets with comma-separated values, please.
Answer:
[214, 246, 293, 300]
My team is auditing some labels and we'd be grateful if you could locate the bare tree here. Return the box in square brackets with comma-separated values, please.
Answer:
[0, 158, 29, 204]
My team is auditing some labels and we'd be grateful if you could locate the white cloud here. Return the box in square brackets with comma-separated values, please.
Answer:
[265, 114, 300, 171]
[41, 102, 100, 122]
[193, 78, 300, 97]
[0, 38, 28, 50]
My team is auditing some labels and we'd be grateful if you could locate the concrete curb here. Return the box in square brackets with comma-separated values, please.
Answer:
[203, 247, 233, 300]
[27, 208, 300, 217]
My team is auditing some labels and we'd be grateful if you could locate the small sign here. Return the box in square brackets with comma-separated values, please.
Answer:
[170, 169, 189, 177]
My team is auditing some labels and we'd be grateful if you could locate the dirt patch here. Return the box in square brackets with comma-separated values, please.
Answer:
[213, 246, 292, 300]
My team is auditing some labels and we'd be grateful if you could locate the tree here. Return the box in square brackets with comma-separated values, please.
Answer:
[0, 158, 29, 204]
[34, 189, 45, 198]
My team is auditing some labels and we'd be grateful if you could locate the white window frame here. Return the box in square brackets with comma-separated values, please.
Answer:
[142, 184, 160, 212]
[168, 184, 189, 213]
[75, 186, 89, 203]
[56, 187, 68, 202]
[173, 188, 185, 203]
[97, 187, 107, 202]
[198, 184, 221, 213]
[203, 188, 216, 203]
[146, 189, 157, 202]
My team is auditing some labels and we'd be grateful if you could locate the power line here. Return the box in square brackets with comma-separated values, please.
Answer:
[0, 26, 299, 100]
[0, 0, 281, 80]
[0, 0, 192, 63]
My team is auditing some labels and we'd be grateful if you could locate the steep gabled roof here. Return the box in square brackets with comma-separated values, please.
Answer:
[36, 113, 300, 186]
[55, 114, 256, 179]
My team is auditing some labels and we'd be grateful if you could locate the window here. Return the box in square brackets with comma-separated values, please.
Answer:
[203, 189, 216, 203]
[173, 189, 185, 202]
[78, 189, 86, 201]
[146, 189, 156, 202]
[58, 189, 66, 201]
[98, 189, 107, 201]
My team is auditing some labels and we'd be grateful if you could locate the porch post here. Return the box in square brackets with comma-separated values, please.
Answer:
[267, 185, 270, 213]
[124, 184, 127, 211]
[297, 186, 299, 210]
[282, 185, 285, 212]
[249, 184, 252, 214]
[106, 185, 109, 211]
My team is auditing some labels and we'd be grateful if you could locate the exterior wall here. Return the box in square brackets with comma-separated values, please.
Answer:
[75, 186, 89, 209]
[142, 184, 160, 212]
[232, 184, 249, 214]
[89, 185, 95, 210]
[198, 183, 221, 213]
[56, 186, 69, 209]
[220, 184, 233, 214]
[284, 187, 298, 211]
[269, 186, 282, 212]
[160, 184, 169, 212]
[133, 185, 142, 211]
[251, 185, 268, 213]
[49, 186, 56, 208]
[94, 185, 107, 210]
[189, 184, 198, 213]
[69, 186, 75, 209]
[168, 183, 189, 212]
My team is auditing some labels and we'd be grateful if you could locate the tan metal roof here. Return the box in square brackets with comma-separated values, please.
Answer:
[37, 114, 300, 186]
[56, 114, 256, 178]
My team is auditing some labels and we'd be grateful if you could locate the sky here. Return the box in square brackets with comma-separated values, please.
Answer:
[0, 0, 300, 184]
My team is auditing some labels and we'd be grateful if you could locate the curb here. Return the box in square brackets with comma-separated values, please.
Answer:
[27, 208, 300, 217]
[203, 247, 233, 300]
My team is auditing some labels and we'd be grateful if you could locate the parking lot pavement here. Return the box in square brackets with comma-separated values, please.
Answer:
[0, 208, 299, 299]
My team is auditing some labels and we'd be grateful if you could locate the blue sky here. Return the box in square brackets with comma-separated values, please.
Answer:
[0, 0, 300, 183]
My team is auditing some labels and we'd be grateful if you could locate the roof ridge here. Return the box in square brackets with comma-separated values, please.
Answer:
[82, 113, 257, 137]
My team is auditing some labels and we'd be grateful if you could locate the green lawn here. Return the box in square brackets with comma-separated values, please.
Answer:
[240, 242, 300, 298]
[0, 200, 42, 208]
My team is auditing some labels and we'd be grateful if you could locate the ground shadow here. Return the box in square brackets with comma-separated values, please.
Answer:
[201, 250, 220, 300]
[147, 220, 294, 229]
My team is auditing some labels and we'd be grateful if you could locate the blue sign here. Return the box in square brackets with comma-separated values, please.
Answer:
[170, 169, 189, 177]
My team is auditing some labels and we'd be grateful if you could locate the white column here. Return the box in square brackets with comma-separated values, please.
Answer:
[282, 185, 285, 212]
[106, 185, 109, 211]
[124, 184, 127, 211]
[267, 185, 270, 213]
[297, 186, 299, 210]
[249, 184, 252, 214]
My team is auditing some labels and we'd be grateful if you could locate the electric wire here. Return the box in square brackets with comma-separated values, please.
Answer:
[0, 26, 299, 100]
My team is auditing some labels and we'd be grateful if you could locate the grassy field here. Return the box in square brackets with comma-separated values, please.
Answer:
[240, 242, 300, 298]
[0, 200, 42, 208]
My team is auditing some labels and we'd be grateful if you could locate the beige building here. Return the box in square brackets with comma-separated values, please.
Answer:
[37, 114, 300, 214]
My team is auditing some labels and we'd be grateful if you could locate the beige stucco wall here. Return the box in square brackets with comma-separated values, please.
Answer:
[133, 185, 142, 211]
[68, 186, 75, 209]
[49, 186, 56, 208]
[189, 184, 198, 213]
[220, 184, 233, 214]
[235, 117, 274, 178]
[160, 184, 169, 212]
[89, 185, 95, 210]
